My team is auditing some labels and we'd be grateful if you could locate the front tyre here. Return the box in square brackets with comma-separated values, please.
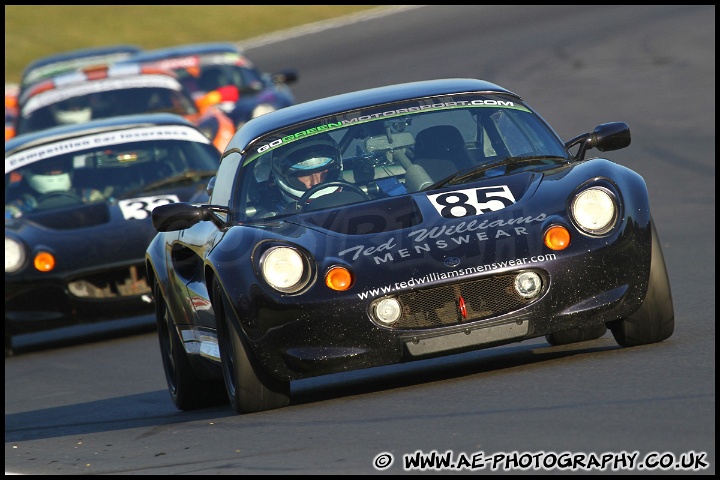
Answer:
[609, 220, 675, 347]
[155, 282, 226, 410]
[213, 280, 290, 414]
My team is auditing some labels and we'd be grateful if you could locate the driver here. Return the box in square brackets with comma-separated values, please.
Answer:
[26, 157, 73, 194]
[5, 157, 104, 218]
[51, 97, 92, 125]
[271, 133, 343, 204]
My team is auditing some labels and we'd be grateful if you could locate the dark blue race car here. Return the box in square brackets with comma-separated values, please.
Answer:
[146, 78, 674, 414]
[18, 44, 143, 97]
[119, 42, 298, 130]
[5, 113, 221, 356]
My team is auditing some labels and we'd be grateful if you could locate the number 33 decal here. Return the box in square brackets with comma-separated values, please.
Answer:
[427, 185, 516, 218]
[119, 195, 180, 220]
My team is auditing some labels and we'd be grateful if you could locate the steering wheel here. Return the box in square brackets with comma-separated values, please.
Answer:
[35, 190, 83, 209]
[297, 180, 370, 207]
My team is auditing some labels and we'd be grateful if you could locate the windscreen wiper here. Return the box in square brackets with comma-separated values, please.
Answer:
[423, 155, 566, 191]
[118, 170, 216, 199]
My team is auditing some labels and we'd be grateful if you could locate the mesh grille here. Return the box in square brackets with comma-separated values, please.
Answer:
[393, 273, 535, 329]
[68, 265, 151, 299]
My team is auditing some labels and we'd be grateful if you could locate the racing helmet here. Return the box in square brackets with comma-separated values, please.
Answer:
[26, 157, 72, 194]
[271, 133, 342, 202]
[52, 98, 92, 125]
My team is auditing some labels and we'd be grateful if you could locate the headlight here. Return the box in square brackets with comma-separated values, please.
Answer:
[5, 236, 26, 273]
[571, 186, 617, 235]
[252, 103, 276, 118]
[260, 246, 310, 293]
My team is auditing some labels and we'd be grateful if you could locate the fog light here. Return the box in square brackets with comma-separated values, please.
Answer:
[514, 271, 541, 298]
[373, 297, 401, 325]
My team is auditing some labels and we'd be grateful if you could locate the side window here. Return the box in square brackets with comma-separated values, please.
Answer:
[490, 110, 534, 156]
[481, 127, 498, 157]
[212, 152, 240, 208]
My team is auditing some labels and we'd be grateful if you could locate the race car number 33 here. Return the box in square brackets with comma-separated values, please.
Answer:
[119, 195, 180, 220]
[427, 185, 516, 219]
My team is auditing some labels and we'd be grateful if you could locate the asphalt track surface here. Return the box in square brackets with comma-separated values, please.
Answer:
[5, 5, 715, 475]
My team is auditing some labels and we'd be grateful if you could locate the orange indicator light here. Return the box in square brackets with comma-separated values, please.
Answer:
[325, 266, 353, 291]
[544, 225, 571, 250]
[34, 251, 56, 272]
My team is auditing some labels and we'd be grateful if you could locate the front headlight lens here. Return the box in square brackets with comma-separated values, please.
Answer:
[5, 236, 26, 273]
[252, 103, 276, 118]
[571, 187, 617, 235]
[260, 246, 309, 293]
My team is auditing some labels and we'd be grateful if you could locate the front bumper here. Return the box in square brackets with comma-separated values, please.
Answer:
[192, 234, 650, 382]
[5, 262, 154, 335]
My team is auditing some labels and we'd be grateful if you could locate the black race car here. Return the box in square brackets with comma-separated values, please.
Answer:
[146, 78, 674, 414]
[5, 113, 221, 356]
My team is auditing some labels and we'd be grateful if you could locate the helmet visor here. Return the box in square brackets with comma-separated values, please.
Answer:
[281, 144, 337, 191]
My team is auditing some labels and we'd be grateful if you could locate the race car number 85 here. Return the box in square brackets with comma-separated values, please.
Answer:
[427, 185, 516, 218]
[119, 195, 180, 220]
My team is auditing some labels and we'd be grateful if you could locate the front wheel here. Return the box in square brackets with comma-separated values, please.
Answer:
[608, 220, 675, 347]
[155, 282, 226, 410]
[213, 280, 290, 414]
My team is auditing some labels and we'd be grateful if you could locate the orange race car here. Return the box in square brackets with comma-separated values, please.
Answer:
[5, 83, 19, 141]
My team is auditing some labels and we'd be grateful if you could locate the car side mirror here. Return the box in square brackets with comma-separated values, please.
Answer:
[271, 69, 298, 85]
[565, 122, 631, 160]
[152, 202, 218, 231]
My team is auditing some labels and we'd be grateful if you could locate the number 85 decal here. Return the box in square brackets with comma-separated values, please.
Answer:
[427, 185, 516, 219]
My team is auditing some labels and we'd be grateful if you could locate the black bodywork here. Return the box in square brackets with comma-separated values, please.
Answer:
[5, 114, 221, 355]
[145, 79, 674, 414]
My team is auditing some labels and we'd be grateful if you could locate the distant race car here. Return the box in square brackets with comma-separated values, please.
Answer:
[146, 78, 674, 414]
[8, 46, 142, 142]
[18, 44, 143, 95]
[119, 42, 298, 130]
[14, 63, 236, 151]
[5, 113, 221, 356]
